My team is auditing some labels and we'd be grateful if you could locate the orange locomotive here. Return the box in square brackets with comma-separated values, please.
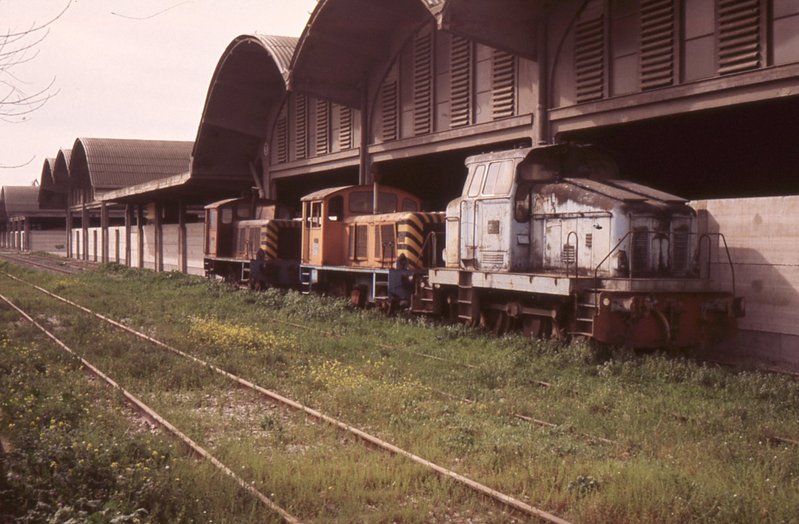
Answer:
[299, 185, 444, 309]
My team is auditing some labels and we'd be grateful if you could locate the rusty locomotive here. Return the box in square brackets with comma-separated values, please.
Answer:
[204, 145, 743, 348]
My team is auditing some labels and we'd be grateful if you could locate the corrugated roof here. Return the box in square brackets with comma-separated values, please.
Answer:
[53, 149, 72, 185]
[252, 34, 298, 81]
[39, 158, 56, 187]
[1, 186, 40, 216]
[192, 34, 297, 183]
[71, 138, 193, 190]
[290, 0, 433, 107]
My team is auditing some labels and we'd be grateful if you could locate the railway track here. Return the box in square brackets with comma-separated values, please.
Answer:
[0, 250, 96, 275]
[0, 271, 571, 524]
[0, 292, 302, 523]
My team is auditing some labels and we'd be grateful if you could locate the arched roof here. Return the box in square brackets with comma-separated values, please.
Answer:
[192, 34, 297, 182]
[53, 149, 72, 185]
[69, 138, 193, 192]
[290, 0, 434, 107]
[1, 186, 40, 217]
[38, 157, 66, 209]
[39, 157, 56, 190]
[437, 0, 547, 59]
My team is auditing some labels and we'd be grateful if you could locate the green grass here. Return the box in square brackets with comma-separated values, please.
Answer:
[1, 260, 798, 522]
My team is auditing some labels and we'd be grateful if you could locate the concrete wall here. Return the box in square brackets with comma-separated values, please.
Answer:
[693, 196, 799, 371]
[29, 230, 67, 254]
[69, 222, 205, 276]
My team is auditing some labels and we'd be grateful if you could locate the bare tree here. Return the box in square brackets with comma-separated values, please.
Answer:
[0, 1, 72, 125]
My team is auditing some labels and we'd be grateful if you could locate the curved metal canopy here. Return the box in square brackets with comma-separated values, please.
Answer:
[68, 138, 193, 192]
[437, 0, 547, 59]
[192, 34, 297, 182]
[290, 0, 434, 108]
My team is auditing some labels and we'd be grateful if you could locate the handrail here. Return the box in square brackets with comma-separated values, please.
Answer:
[698, 233, 737, 297]
[420, 231, 439, 268]
[565, 231, 579, 279]
[592, 231, 632, 305]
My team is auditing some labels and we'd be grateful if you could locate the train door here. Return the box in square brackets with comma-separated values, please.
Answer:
[459, 164, 485, 268]
[474, 160, 514, 271]
[303, 200, 324, 265]
[543, 219, 562, 269]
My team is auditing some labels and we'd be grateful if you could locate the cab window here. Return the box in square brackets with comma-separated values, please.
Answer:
[221, 207, 233, 224]
[466, 164, 486, 197]
[482, 160, 514, 196]
[307, 201, 322, 228]
[402, 198, 418, 212]
[327, 196, 343, 221]
[349, 191, 399, 214]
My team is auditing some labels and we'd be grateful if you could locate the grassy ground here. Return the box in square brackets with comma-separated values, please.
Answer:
[1, 261, 798, 522]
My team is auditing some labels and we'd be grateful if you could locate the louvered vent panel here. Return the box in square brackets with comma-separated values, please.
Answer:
[492, 49, 516, 119]
[574, 16, 605, 102]
[413, 32, 434, 136]
[718, 0, 760, 75]
[294, 94, 308, 160]
[640, 0, 675, 90]
[276, 115, 288, 164]
[315, 98, 329, 156]
[381, 80, 399, 142]
[450, 36, 473, 128]
[339, 105, 353, 150]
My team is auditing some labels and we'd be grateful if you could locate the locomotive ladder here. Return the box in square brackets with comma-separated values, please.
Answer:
[457, 271, 479, 325]
[299, 267, 313, 294]
[571, 289, 599, 337]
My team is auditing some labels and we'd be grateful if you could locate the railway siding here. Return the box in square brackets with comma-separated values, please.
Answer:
[2, 262, 799, 522]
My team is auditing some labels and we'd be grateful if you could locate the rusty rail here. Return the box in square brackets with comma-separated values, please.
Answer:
[2, 272, 571, 524]
[0, 292, 300, 524]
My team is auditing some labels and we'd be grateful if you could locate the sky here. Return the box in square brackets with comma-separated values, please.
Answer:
[0, 0, 318, 186]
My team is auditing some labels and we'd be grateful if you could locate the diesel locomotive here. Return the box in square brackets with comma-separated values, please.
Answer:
[204, 144, 743, 348]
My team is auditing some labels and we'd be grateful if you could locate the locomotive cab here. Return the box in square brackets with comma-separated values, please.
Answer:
[203, 197, 300, 288]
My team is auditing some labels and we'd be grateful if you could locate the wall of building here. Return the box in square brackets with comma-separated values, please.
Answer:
[693, 196, 799, 371]
[28, 230, 67, 254]
[69, 223, 205, 276]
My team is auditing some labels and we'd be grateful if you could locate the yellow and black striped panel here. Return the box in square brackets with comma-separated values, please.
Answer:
[397, 212, 444, 269]
[259, 220, 301, 260]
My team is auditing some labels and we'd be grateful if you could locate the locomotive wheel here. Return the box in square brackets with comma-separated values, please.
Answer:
[523, 316, 544, 338]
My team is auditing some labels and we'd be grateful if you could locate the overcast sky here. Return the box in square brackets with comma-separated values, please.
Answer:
[0, 0, 317, 186]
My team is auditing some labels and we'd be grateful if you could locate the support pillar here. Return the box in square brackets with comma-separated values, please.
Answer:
[154, 202, 163, 272]
[81, 205, 89, 261]
[124, 204, 132, 267]
[23, 218, 30, 251]
[100, 203, 109, 264]
[136, 205, 144, 269]
[178, 200, 187, 274]
[359, 85, 371, 185]
[66, 208, 72, 258]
